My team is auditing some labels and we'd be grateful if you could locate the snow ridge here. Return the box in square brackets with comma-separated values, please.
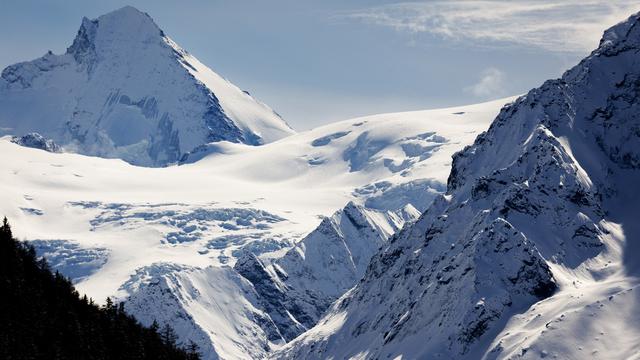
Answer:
[234, 202, 413, 342]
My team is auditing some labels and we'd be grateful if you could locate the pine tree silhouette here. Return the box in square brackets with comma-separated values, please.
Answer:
[161, 323, 179, 347]
[187, 340, 201, 360]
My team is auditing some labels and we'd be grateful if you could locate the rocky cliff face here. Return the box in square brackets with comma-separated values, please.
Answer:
[0, 6, 293, 166]
[235, 202, 414, 342]
[275, 12, 640, 360]
[11, 133, 60, 153]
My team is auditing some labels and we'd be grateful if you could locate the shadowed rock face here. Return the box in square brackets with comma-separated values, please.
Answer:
[11, 133, 60, 153]
[275, 12, 640, 360]
[234, 202, 403, 342]
[0, 6, 292, 167]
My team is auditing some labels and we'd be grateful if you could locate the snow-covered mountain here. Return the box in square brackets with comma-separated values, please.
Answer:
[276, 12, 640, 360]
[0, 6, 293, 167]
[234, 201, 411, 342]
[0, 96, 510, 358]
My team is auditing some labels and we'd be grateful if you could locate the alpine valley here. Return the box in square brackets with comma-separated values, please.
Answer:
[1, 5, 639, 360]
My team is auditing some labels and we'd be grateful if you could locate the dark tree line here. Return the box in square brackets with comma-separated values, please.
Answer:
[0, 218, 200, 360]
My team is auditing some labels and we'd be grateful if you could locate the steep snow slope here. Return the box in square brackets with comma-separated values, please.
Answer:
[0, 6, 293, 167]
[276, 13, 640, 360]
[0, 98, 510, 358]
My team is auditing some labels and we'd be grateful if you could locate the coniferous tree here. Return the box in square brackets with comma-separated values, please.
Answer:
[150, 319, 160, 333]
[1, 216, 11, 236]
[161, 323, 179, 347]
[186, 340, 201, 360]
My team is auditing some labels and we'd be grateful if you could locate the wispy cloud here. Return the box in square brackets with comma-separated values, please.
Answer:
[341, 1, 640, 52]
[464, 67, 506, 98]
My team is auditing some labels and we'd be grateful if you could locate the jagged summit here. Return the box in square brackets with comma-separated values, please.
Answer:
[598, 12, 640, 50]
[68, 6, 161, 62]
[81, 5, 161, 39]
[66, 6, 167, 75]
[0, 6, 294, 166]
[96, 5, 155, 25]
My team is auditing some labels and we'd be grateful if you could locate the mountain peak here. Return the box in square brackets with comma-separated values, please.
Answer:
[95, 6, 160, 34]
[104, 5, 149, 18]
[598, 11, 640, 52]
[0, 7, 294, 167]
[67, 6, 164, 68]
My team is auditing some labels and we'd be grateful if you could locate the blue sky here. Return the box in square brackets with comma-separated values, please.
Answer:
[2, 1, 639, 130]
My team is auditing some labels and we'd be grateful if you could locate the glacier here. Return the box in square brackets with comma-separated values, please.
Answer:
[0, 95, 509, 358]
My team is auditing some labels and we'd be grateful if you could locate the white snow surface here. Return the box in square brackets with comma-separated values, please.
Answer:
[275, 12, 640, 360]
[0, 6, 293, 167]
[0, 97, 510, 359]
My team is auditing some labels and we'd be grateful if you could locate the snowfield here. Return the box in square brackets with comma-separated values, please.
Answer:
[0, 97, 511, 359]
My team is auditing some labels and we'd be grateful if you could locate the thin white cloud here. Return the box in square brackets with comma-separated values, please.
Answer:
[342, 1, 640, 52]
[464, 67, 506, 98]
